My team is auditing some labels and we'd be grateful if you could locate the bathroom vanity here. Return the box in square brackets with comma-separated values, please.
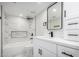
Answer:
[33, 36, 79, 57]
[33, 2, 79, 57]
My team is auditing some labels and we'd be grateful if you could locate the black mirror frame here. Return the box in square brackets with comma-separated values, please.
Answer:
[47, 2, 63, 30]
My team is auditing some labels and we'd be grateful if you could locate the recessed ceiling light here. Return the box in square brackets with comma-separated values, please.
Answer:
[37, 2, 42, 4]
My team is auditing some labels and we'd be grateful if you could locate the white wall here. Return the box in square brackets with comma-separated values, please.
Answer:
[36, 10, 64, 38]
[36, 10, 49, 36]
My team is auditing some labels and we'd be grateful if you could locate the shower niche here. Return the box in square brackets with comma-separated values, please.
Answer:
[11, 31, 27, 38]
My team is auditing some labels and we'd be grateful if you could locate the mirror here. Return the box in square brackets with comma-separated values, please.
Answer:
[47, 2, 63, 30]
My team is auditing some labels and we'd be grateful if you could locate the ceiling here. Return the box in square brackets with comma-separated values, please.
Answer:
[0, 2, 53, 18]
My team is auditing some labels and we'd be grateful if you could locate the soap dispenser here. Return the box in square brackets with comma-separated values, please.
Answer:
[50, 32, 53, 37]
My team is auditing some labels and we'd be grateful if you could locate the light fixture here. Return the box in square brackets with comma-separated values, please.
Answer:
[53, 8, 56, 12]
[19, 14, 23, 17]
[37, 2, 42, 4]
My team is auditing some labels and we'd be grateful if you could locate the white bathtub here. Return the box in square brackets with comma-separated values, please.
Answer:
[3, 40, 33, 57]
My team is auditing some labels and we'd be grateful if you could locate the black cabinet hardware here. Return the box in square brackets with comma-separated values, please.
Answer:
[38, 49, 42, 55]
[64, 10, 66, 17]
[68, 23, 78, 25]
[62, 52, 74, 57]
[68, 34, 78, 36]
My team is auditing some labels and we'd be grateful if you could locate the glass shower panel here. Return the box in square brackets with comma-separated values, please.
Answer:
[2, 2, 34, 57]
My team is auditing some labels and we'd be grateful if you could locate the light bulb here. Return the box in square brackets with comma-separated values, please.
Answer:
[53, 8, 56, 12]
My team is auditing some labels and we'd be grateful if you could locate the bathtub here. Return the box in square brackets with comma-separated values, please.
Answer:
[3, 40, 33, 57]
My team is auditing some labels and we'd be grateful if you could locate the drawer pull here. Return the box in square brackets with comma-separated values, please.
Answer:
[68, 34, 78, 36]
[68, 23, 78, 25]
[62, 52, 74, 57]
[64, 10, 66, 17]
[38, 49, 42, 55]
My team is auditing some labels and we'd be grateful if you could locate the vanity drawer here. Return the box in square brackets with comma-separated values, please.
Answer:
[64, 30, 79, 41]
[33, 44, 56, 57]
[33, 39, 56, 54]
[58, 45, 79, 57]
[65, 18, 79, 29]
[41, 47, 56, 57]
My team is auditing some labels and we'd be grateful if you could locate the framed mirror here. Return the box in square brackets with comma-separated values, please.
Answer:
[47, 2, 63, 30]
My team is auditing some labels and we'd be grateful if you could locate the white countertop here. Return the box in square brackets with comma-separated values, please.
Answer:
[34, 36, 79, 50]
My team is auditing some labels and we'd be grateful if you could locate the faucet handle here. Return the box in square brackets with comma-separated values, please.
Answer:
[48, 32, 51, 34]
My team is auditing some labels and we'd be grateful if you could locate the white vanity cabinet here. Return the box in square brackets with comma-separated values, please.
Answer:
[59, 2, 79, 57]
[64, 30, 79, 41]
[33, 45, 56, 57]
[64, 2, 79, 20]
[64, 18, 79, 30]
[57, 45, 79, 57]
[64, 2, 79, 42]
[33, 37, 79, 57]
[33, 38, 57, 57]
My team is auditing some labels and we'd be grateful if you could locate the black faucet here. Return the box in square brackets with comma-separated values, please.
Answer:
[49, 31, 53, 37]
[51, 32, 53, 37]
